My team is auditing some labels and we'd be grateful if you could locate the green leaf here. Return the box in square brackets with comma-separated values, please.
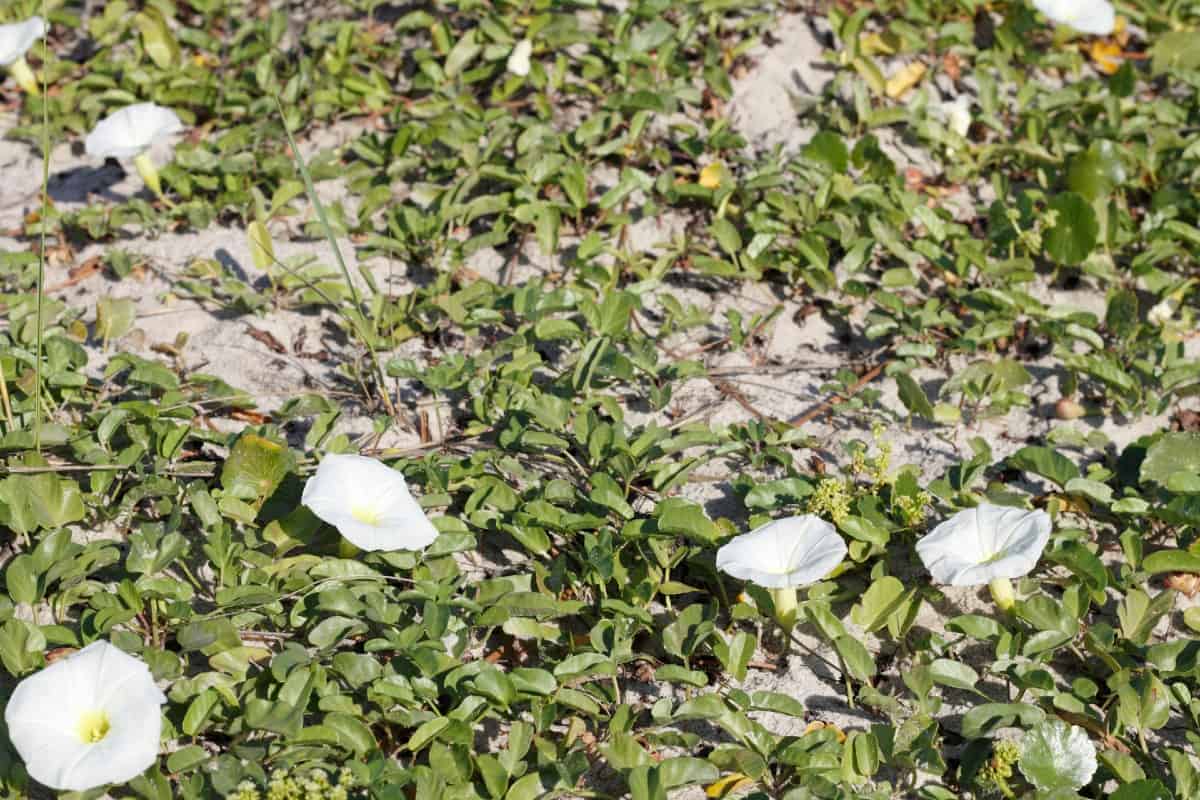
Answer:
[325, 712, 376, 755]
[834, 635, 875, 682]
[220, 434, 294, 504]
[895, 372, 934, 420]
[849, 576, 905, 633]
[1043, 193, 1098, 266]
[710, 218, 742, 256]
[838, 515, 889, 547]
[1140, 433, 1200, 487]
[1150, 30, 1200, 75]
[96, 296, 136, 344]
[1141, 550, 1200, 575]
[928, 658, 978, 692]
[1007, 446, 1079, 488]
[802, 131, 849, 174]
[1018, 720, 1097, 792]
[5, 555, 39, 605]
[658, 757, 719, 789]
[1067, 141, 1124, 204]
[628, 765, 667, 800]
[166, 744, 209, 773]
[134, 8, 181, 69]
[1110, 780, 1172, 800]
[712, 631, 755, 682]
[1105, 289, 1138, 340]
[960, 703, 1044, 738]
[0, 471, 86, 535]
[655, 498, 720, 544]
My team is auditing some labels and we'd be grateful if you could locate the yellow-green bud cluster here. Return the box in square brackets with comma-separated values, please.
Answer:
[807, 478, 852, 524]
[975, 739, 1020, 798]
[895, 490, 932, 527]
[224, 767, 359, 800]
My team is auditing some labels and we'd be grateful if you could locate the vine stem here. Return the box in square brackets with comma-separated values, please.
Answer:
[34, 0, 49, 450]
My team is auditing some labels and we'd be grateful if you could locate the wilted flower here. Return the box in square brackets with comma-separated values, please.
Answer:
[1148, 297, 1178, 327]
[5, 640, 165, 791]
[717, 515, 847, 631]
[301, 453, 440, 552]
[938, 95, 972, 138]
[0, 17, 47, 95]
[916, 503, 1051, 611]
[1032, 0, 1116, 36]
[507, 38, 532, 77]
[85, 103, 184, 200]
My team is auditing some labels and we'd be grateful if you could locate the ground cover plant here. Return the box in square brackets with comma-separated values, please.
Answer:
[0, 0, 1198, 797]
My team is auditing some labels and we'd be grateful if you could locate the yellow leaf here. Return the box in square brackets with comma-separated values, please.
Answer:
[803, 720, 848, 743]
[1089, 40, 1123, 75]
[859, 31, 902, 56]
[699, 162, 727, 189]
[247, 219, 275, 271]
[885, 61, 927, 99]
[706, 773, 755, 798]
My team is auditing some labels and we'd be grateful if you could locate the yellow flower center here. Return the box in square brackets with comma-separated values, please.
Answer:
[350, 504, 381, 526]
[76, 709, 111, 744]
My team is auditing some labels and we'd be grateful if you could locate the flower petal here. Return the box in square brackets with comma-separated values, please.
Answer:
[0, 17, 46, 66]
[301, 454, 439, 552]
[507, 39, 532, 76]
[4, 641, 164, 791]
[85, 103, 184, 160]
[1032, 0, 1115, 35]
[916, 504, 1051, 586]
[717, 515, 846, 589]
[69, 681, 165, 789]
[4, 717, 92, 791]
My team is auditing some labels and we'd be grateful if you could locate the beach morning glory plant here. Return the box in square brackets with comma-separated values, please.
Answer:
[716, 515, 847, 633]
[915, 503, 1052, 612]
[85, 102, 184, 200]
[4, 640, 166, 792]
[301, 453, 440, 552]
[0, 16, 47, 96]
[1032, 0, 1116, 36]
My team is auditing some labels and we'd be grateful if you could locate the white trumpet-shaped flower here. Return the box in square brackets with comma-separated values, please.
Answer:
[717, 515, 847, 633]
[301, 454, 440, 552]
[85, 103, 184, 199]
[5, 640, 165, 792]
[916, 504, 1051, 586]
[1032, 0, 1116, 36]
[507, 39, 533, 77]
[717, 515, 848, 589]
[916, 503, 1051, 612]
[0, 17, 47, 95]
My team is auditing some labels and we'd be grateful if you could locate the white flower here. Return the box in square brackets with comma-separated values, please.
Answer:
[939, 96, 972, 138]
[0, 17, 46, 66]
[1148, 297, 1177, 327]
[716, 515, 847, 589]
[301, 453, 440, 552]
[916, 503, 1051, 586]
[1032, 0, 1116, 36]
[85, 103, 184, 160]
[507, 39, 532, 77]
[4, 641, 165, 792]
